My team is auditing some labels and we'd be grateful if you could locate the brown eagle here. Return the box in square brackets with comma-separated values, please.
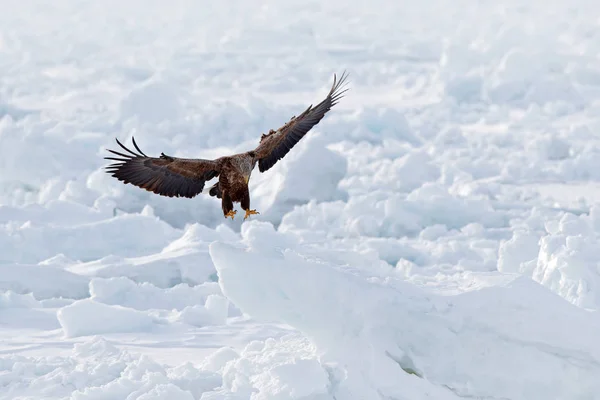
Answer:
[104, 71, 349, 220]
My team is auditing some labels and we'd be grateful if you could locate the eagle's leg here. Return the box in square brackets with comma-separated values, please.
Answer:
[222, 191, 236, 219]
[241, 186, 259, 220]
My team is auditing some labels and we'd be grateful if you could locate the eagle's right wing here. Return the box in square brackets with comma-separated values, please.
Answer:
[104, 137, 221, 198]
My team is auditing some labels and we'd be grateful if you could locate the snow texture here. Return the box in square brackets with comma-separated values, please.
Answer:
[2, 0, 600, 399]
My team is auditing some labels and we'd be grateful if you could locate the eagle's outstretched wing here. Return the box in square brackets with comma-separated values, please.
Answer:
[104, 137, 221, 198]
[253, 71, 349, 173]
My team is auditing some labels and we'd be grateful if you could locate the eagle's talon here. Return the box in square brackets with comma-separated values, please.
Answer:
[225, 210, 237, 219]
[244, 209, 260, 220]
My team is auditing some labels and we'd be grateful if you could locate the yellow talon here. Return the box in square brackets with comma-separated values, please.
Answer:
[244, 209, 260, 220]
[225, 210, 237, 220]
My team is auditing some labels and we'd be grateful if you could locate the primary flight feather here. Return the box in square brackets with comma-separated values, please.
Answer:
[104, 71, 349, 220]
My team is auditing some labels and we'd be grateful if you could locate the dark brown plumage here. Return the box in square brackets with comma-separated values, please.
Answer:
[104, 71, 349, 220]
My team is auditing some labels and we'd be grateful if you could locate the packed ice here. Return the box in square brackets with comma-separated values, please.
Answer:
[2, 0, 600, 399]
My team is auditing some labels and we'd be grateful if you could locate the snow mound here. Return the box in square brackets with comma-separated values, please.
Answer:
[210, 221, 600, 399]
[0, 291, 41, 309]
[172, 294, 230, 327]
[90, 277, 222, 311]
[0, 213, 180, 264]
[0, 263, 89, 300]
[69, 223, 237, 289]
[501, 206, 600, 310]
[58, 277, 233, 337]
[57, 299, 160, 338]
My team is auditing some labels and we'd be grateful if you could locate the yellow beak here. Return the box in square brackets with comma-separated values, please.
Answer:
[244, 175, 249, 184]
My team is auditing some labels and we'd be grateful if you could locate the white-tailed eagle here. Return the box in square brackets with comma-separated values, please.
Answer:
[104, 72, 349, 220]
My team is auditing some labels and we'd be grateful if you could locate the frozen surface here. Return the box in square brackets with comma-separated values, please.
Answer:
[211, 224, 600, 400]
[2, 0, 600, 399]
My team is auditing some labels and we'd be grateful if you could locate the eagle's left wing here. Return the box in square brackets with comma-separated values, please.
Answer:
[253, 71, 349, 173]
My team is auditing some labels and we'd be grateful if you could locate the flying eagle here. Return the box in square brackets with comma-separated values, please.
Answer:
[104, 71, 349, 220]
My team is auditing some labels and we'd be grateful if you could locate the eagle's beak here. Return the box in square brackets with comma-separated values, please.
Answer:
[244, 175, 250, 184]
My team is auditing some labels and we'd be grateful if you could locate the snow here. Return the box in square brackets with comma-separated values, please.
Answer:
[499, 206, 600, 310]
[211, 225, 600, 399]
[2, 0, 600, 398]
[58, 299, 159, 338]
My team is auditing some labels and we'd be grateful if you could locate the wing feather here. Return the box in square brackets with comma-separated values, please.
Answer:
[104, 137, 221, 198]
[254, 71, 349, 172]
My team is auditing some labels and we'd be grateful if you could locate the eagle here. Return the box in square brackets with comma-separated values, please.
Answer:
[104, 71, 349, 220]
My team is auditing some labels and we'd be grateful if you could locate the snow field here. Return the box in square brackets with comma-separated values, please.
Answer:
[2, 0, 600, 398]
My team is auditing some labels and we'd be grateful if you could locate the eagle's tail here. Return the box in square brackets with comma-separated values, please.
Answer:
[208, 182, 222, 199]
